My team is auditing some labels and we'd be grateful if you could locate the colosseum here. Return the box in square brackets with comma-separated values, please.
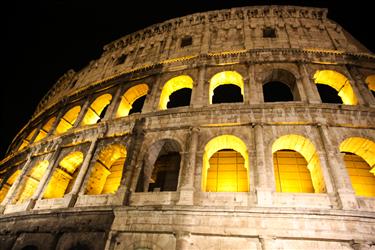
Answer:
[1, 5, 375, 250]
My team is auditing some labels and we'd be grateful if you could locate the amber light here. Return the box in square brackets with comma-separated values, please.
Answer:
[159, 75, 193, 110]
[116, 84, 149, 117]
[209, 71, 244, 104]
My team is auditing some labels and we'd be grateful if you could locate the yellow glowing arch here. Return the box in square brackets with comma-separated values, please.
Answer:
[116, 84, 149, 117]
[313, 70, 358, 105]
[340, 137, 375, 197]
[365, 75, 375, 92]
[0, 170, 21, 203]
[43, 151, 84, 199]
[34, 117, 56, 142]
[85, 144, 127, 195]
[81, 94, 112, 125]
[159, 75, 194, 110]
[54, 106, 81, 135]
[18, 128, 37, 151]
[13, 160, 49, 204]
[209, 71, 244, 104]
[272, 134, 326, 193]
[202, 135, 249, 192]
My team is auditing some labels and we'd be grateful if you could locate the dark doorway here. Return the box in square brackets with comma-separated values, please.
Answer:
[212, 84, 243, 104]
[263, 81, 294, 102]
[129, 95, 146, 115]
[167, 88, 192, 108]
[316, 84, 343, 104]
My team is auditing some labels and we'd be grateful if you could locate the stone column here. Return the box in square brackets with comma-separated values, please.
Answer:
[48, 108, 66, 136]
[253, 123, 272, 206]
[175, 231, 192, 250]
[191, 65, 206, 108]
[200, 14, 210, 55]
[177, 127, 199, 205]
[243, 12, 253, 50]
[102, 86, 123, 121]
[0, 152, 34, 208]
[346, 65, 375, 106]
[317, 124, 358, 210]
[297, 62, 321, 104]
[142, 75, 161, 113]
[247, 63, 261, 104]
[73, 97, 92, 127]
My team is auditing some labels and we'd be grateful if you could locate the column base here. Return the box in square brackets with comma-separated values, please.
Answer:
[177, 189, 194, 206]
[337, 189, 358, 210]
[256, 188, 273, 207]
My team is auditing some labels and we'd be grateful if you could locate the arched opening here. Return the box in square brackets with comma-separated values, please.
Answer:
[54, 106, 81, 134]
[22, 245, 39, 250]
[159, 75, 193, 110]
[18, 128, 37, 151]
[263, 82, 294, 102]
[129, 95, 147, 115]
[0, 169, 21, 203]
[85, 144, 127, 195]
[209, 71, 244, 104]
[68, 243, 91, 250]
[313, 70, 358, 105]
[340, 137, 375, 197]
[272, 134, 326, 193]
[263, 69, 298, 102]
[316, 84, 343, 104]
[136, 139, 181, 192]
[43, 151, 84, 199]
[202, 135, 249, 192]
[13, 160, 49, 204]
[81, 94, 112, 125]
[365, 75, 375, 98]
[117, 84, 149, 117]
[34, 117, 56, 142]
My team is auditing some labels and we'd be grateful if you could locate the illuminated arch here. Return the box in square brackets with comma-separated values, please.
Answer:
[85, 144, 127, 195]
[0, 170, 21, 203]
[209, 71, 244, 104]
[116, 84, 149, 117]
[158, 75, 193, 110]
[202, 135, 249, 192]
[81, 94, 112, 125]
[43, 151, 84, 199]
[340, 137, 375, 197]
[13, 160, 49, 204]
[34, 117, 56, 142]
[54, 106, 81, 134]
[272, 134, 326, 193]
[313, 70, 358, 105]
[18, 128, 37, 151]
[365, 75, 375, 93]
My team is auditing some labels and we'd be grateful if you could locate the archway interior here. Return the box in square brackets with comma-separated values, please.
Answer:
[340, 137, 375, 197]
[273, 150, 314, 193]
[129, 95, 147, 115]
[159, 75, 193, 110]
[85, 144, 127, 195]
[316, 84, 343, 104]
[202, 135, 249, 192]
[18, 128, 37, 151]
[313, 70, 358, 105]
[167, 88, 192, 108]
[136, 139, 181, 192]
[13, 160, 49, 204]
[55, 106, 81, 135]
[34, 117, 56, 142]
[43, 151, 84, 199]
[81, 94, 112, 125]
[263, 81, 294, 102]
[117, 84, 149, 117]
[365, 75, 375, 98]
[209, 71, 244, 104]
[212, 84, 243, 104]
[0, 170, 21, 203]
[272, 134, 326, 193]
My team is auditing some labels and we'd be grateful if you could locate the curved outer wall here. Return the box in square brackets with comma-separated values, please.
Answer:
[1, 5, 375, 250]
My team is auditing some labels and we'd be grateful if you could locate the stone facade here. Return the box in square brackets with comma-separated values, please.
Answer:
[0, 5, 375, 250]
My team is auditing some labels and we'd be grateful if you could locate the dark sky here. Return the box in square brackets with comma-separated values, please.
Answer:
[2, 0, 374, 158]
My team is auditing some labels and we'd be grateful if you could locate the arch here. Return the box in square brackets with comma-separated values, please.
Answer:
[81, 94, 112, 125]
[54, 106, 81, 134]
[313, 70, 358, 105]
[43, 151, 84, 199]
[34, 117, 56, 142]
[159, 75, 194, 110]
[340, 137, 375, 197]
[272, 134, 326, 193]
[13, 160, 49, 204]
[209, 71, 244, 104]
[21, 245, 39, 250]
[136, 139, 181, 192]
[202, 135, 249, 192]
[18, 128, 37, 151]
[263, 69, 298, 102]
[85, 144, 127, 195]
[116, 84, 149, 117]
[0, 169, 21, 203]
[365, 75, 375, 97]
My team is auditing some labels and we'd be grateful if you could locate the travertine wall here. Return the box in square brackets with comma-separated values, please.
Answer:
[0, 5, 374, 250]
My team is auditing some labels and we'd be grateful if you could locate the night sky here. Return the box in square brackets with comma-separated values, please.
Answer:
[2, 1, 374, 158]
